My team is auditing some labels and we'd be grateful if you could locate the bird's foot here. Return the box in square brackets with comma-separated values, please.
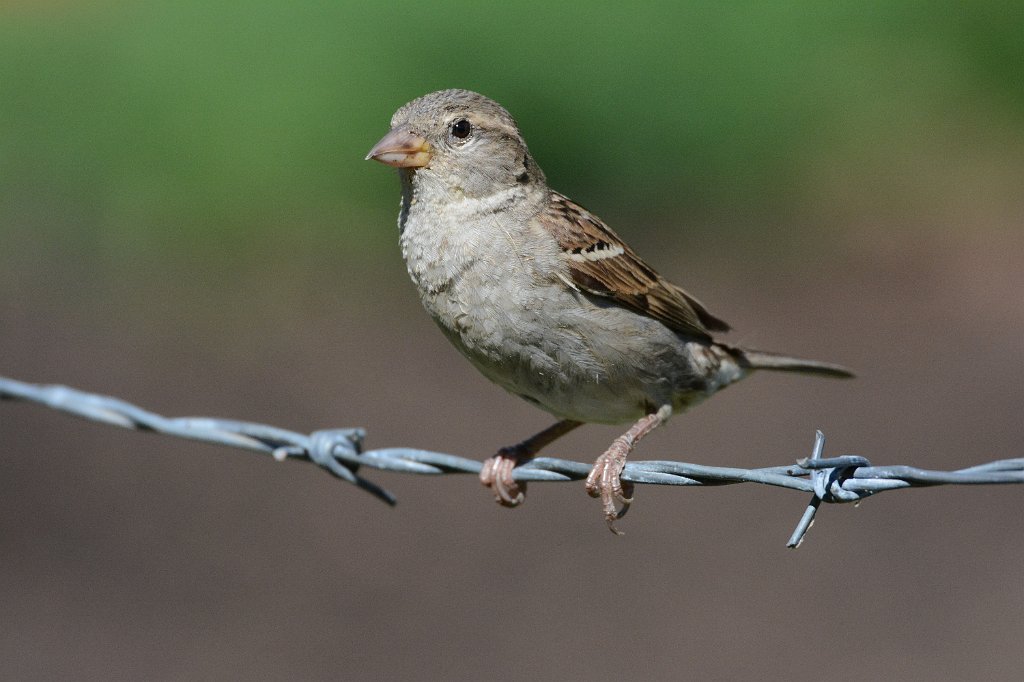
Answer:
[585, 406, 671, 535]
[480, 445, 532, 507]
[585, 440, 635, 535]
[480, 420, 582, 508]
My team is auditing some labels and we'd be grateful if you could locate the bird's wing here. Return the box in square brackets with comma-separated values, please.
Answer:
[538, 192, 730, 340]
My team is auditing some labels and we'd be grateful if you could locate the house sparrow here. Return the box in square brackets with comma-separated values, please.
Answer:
[367, 89, 852, 533]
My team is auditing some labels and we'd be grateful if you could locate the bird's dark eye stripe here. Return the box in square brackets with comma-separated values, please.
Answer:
[451, 119, 472, 139]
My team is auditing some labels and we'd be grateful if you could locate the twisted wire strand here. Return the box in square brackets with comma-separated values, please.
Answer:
[3, 375, 1021, 546]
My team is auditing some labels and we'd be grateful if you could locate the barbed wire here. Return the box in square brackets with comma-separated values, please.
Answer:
[3, 375, 1022, 546]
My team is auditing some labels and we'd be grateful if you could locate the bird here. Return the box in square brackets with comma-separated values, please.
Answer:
[366, 89, 852, 533]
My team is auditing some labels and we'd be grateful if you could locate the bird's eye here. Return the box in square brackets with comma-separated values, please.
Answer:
[450, 119, 472, 140]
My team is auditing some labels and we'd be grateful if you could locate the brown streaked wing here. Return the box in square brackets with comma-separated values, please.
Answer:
[539, 192, 730, 340]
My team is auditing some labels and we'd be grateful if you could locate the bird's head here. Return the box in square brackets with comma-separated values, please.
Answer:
[366, 89, 544, 198]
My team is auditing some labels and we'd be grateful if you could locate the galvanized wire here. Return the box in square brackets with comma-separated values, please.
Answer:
[3, 375, 1022, 546]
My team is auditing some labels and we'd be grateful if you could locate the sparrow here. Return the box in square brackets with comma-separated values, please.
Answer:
[367, 89, 852, 533]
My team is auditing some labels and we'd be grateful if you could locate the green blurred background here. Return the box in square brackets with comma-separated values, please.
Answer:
[3, 3, 1023, 681]
[4, 1, 1021, 255]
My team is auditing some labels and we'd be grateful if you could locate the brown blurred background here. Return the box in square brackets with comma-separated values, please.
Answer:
[2, 3, 1023, 680]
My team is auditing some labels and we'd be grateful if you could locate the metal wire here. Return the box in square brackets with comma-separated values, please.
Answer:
[3, 375, 1022, 546]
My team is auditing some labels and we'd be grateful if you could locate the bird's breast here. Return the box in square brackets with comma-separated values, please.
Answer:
[393, 186, 745, 424]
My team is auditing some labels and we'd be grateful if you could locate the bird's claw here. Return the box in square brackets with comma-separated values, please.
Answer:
[480, 446, 528, 507]
[586, 447, 634, 535]
[480, 420, 582, 509]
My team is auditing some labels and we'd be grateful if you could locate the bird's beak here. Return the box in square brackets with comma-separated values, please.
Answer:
[365, 126, 433, 168]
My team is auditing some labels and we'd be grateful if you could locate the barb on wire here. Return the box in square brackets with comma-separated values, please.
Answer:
[3, 375, 1022, 546]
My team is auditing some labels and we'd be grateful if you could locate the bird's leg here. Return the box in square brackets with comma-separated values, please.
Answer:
[481, 419, 582, 507]
[586, 405, 672, 534]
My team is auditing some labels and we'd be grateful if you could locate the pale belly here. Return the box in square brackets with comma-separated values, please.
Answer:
[426, 281, 745, 425]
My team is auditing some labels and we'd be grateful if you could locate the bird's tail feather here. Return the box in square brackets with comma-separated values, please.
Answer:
[731, 347, 854, 379]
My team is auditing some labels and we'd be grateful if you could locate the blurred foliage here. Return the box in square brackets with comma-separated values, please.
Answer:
[1, 1, 1021, 259]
